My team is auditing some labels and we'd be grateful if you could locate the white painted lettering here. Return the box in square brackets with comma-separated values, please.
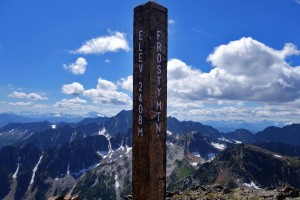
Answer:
[139, 53, 143, 63]
[157, 112, 161, 122]
[138, 104, 143, 114]
[138, 127, 143, 136]
[157, 42, 161, 52]
[136, 31, 145, 138]
[155, 30, 163, 136]
[157, 64, 161, 74]
[156, 101, 162, 110]
[157, 76, 161, 86]
[157, 54, 161, 63]
[157, 87, 161, 96]
[157, 31, 161, 40]
[139, 64, 143, 73]
[139, 82, 142, 91]
[139, 30, 143, 41]
[156, 123, 161, 133]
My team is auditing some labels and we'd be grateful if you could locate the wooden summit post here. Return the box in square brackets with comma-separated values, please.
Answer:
[132, 1, 168, 200]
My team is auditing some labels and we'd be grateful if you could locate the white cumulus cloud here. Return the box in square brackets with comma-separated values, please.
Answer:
[72, 31, 129, 54]
[168, 37, 300, 104]
[116, 38, 300, 122]
[61, 82, 84, 95]
[27, 93, 47, 101]
[9, 101, 32, 106]
[9, 91, 27, 99]
[117, 76, 133, 92]
[32, 104, 49, 109]
[63, 57, 87, 75]
[54, 97, 87, 109]
[9, 91, 47, 101]
[84, 78, 131, 105]
[279, 43, 300, 58]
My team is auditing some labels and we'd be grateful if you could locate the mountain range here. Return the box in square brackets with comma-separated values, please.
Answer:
[0, 112, 287, 133]
[202, 120, 286, 133]
[0, 110, 299, 199]
[0, 112, 106, 128]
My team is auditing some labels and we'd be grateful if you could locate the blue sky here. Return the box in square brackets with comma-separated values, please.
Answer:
[1, 0, 300, 123]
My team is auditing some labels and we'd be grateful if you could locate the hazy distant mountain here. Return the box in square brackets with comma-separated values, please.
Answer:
[167, 117, 222, 139]
[0, 112, 100, 128]
[19, 112, 84, 124]
[0, 113, 41, 128]
[77, 116, 108, 126]
[202, 120, 286, 133]
[84, 111, 106, 118]
[225, 129, 262, 144]
[2, 110, 299, 149]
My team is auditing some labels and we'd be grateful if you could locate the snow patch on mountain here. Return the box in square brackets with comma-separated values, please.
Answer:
[71, 162, 100, 177]
[244, 180, 260, 189]
[67, 163, 70, 175]
[167, 130, 173, 135]
[115, 174, 120, 188]
[97, 151, 109, 158]
[211, 142, 226, 150]
[70, 131, 76, 143]
[125, 145, 132, 154]
[98, 127, 111, 139]
[192, 152, 201, 158]
[98, 127, 114, 158]
[108, 141, 114, 158]
[29, 155, 43, 185]
[207, 153, 216, 162]
[12, 157, 20, 179]
[234, 140, 242, 144]
[118, 145, 124, 151]
[218, 136, 232, 143]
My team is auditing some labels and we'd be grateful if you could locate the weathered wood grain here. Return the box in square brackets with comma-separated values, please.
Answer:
[132, 2, 168, 200]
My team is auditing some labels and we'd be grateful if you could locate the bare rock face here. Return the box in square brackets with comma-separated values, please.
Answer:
[47, 195, 80, 200]
[124, 185, 300, 200]
[47, 196, 64, 200]
[193, 144, 300, 190]
[165, 185, 300, 200]
[1, 111, 300, 200]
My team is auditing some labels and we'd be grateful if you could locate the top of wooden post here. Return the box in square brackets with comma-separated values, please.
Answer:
[134, 1, 168, 13]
